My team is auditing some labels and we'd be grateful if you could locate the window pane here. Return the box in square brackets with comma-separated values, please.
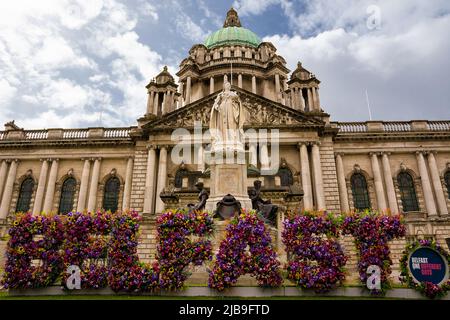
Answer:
[397, 172, 419, 212]
[58, 178, 76, 214]
[351, 173, 370, 211]
[16, 178, 34, 213]
[103, 177, 120, 213]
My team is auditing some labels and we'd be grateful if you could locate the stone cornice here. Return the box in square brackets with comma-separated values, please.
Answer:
[0, 138, 135, 150]
[334, 131, 450, 142]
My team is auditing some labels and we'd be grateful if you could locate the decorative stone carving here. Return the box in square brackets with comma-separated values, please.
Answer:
[214, 194, 242, 220]
[353, 164, 361, 173]
[146, 89, 323, 131]
[400, 162, 407, 172]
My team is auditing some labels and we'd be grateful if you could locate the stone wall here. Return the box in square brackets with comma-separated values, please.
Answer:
[319, 136, 341, 212]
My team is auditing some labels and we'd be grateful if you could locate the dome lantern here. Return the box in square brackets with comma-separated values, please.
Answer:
[204, 8, 261, 49]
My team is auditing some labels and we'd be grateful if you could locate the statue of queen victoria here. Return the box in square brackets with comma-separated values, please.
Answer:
[210, 80, 245, 151]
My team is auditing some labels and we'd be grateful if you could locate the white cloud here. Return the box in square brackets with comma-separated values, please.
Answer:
[233, 0, 280, 16]
[0, 0, 166, 129]
[0, 80, 17, 106]
[264, 0, 450, 120]
[174, 12, 210, 43]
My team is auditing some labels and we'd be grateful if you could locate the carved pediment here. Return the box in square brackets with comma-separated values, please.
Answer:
[143, 87, 324, 131]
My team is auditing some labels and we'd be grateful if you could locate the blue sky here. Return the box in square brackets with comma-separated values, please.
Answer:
[0, 0, 449, 129]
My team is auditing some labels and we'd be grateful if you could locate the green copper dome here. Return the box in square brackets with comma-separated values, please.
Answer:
[204, 26, 261, 49]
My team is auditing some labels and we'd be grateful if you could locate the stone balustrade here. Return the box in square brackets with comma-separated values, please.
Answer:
[0, 127, 134, 141]
[335, 120, 450, 133]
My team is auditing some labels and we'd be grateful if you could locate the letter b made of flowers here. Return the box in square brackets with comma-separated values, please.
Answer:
[1, 213, 65, 289]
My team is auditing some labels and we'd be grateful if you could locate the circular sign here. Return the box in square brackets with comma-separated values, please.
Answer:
[408, 247, 448, 285]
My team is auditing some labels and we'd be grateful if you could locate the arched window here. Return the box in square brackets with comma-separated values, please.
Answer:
[397, 172, 419, 212]
[277, 167, 293, 187]
[103, 177, 120, 213]
[58, 177, 76, 214]
[445, 171, 450, 200]
[351, 173, 371, 211]
[16, 178, 34, 213]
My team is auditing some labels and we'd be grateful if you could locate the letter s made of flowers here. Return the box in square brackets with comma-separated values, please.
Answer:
[342, 211, 405, 295]
[282, 211, 347, 293]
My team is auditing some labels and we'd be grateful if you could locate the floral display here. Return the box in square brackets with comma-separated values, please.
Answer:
[342, 210, 406, 295]
[1, 212, 64, 289]
[208, 210, 282, 291]
[282, 211, 347, 293]
[61, 211, 112, 289]
[108, 211, 159, 292]
[157, 209, 214, 290]
[399, 240, 450, 299]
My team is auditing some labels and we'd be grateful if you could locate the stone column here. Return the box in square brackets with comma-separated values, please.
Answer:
[32, 159, 49, 215]
[143, 145, 157, 214]
[311, 142, 326, 210]
[275, 74, 281, 102]
[77, 159, 91, 212]
[238, 74, 242, 88]
[427, 151, 448, 215]
[252, 75, 256, 94]
[122, 157, 134, 211]
[311, 86, 317, 110]
[299, 143, 313, 210]
[299, 89, 305, 111]
[161, 92, 167, 114]
[155, 146, 168, 213]
[260, 143, 270, 171]
[43, 159, 59, 213]
[315, 87, 321, 109]
[335, 153, 349, 212]
[153, 91, 159, 115]
[0, 160, 9, 200]
[249, 143, 258, 167]
[293, 88, 299, 110]
[87, 158, 101, 212]
[381, 152, 398, 213]
[179, 82, 184, 108]
[197, 144, 205, 172]
[0, 159, 18, 219]
[146, 91, 154, 114]
[185, 76, 191, 105]
[416, 151, 437, 216]
[307, 88, 314, 111]
[168, 91, 174, 112]
[209, 76, 214, 94]
[370, 153, 387, 211]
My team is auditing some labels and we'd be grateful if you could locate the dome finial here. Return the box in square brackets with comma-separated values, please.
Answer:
[224, 7, 241, 27]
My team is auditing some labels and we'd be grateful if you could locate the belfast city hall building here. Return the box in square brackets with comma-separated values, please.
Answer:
[0, 8, 449, 282]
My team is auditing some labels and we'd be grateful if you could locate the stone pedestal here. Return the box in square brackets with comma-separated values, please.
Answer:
[205, 148, 252, 212]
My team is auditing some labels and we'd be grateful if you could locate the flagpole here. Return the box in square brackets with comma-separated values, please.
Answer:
[365, 89, 373, 120]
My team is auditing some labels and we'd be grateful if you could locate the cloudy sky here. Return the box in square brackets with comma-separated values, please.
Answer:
[0, 0, 449, 129]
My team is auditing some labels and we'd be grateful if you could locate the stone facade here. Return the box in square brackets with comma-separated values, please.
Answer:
[0, 9, 449, 284]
